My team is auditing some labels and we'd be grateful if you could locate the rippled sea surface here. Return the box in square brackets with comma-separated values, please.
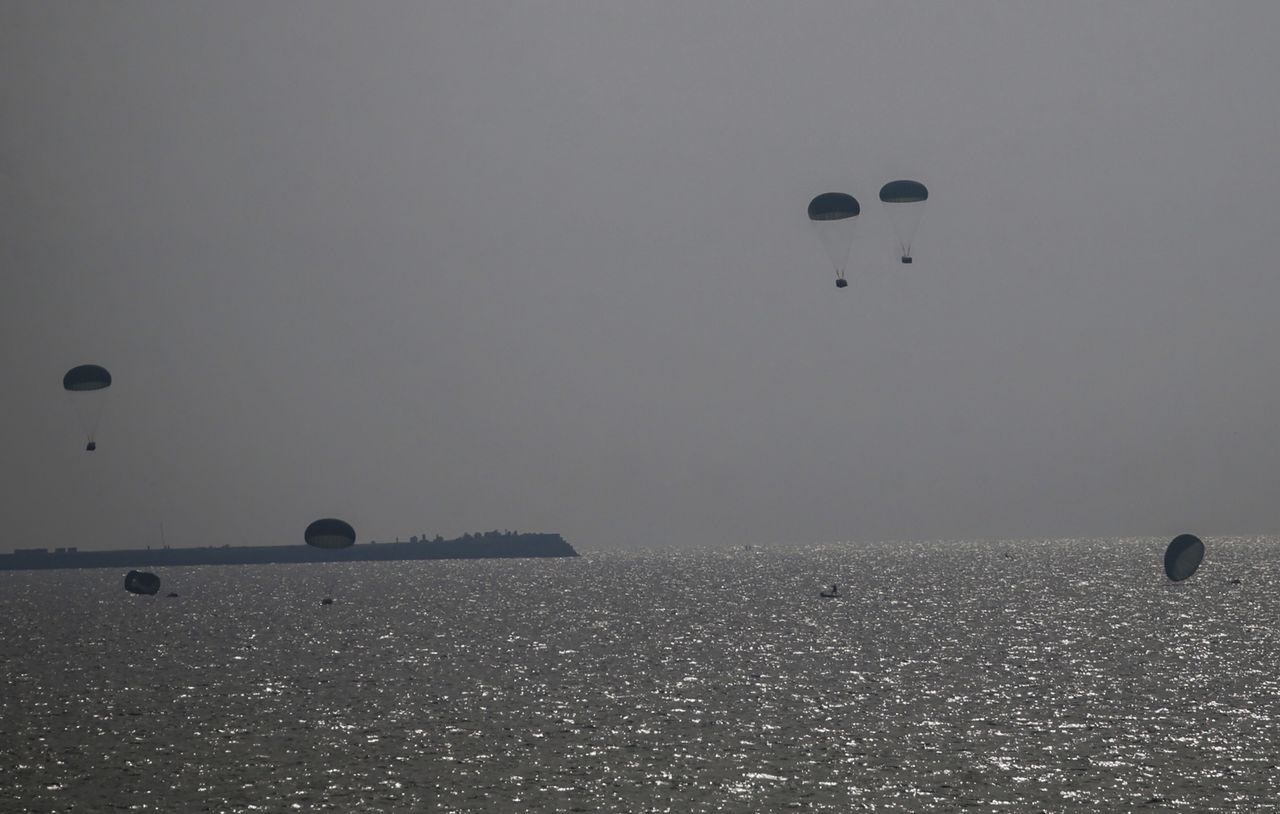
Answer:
[4, 538, 1280, 812]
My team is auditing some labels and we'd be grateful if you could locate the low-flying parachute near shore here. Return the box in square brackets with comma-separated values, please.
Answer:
[62, 364, 112, 451]
[878, 180, 928, 264]
[808, 193, 861, 288]
[124, 570, 160, 595]
[305, 518, 356, 550]
[1164, 534, 1204, 582]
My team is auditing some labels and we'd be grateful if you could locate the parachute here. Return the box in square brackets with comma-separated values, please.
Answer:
[878, 180, 928, 264]
[305, 518, 357, 550]
[62, 364, 112, 451]
[124, 570, 161, 595]
[808, 193, 860, 287]
[1163, 534, 1204, 582]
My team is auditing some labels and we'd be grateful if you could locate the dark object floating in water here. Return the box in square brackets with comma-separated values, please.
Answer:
[124, 570, 160, 595]
[819, 584, 840, 599]
[321, 597, 334, 605]
[85, 441, 96, 452]
[835, 278, 848, 288]
[1164, 534, 1205, 582]
[1230, 578, 1242, 585]
[305, 518, 356, 550]
[166, 592, 179, 597]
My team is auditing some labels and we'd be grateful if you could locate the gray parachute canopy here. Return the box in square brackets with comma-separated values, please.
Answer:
[1163, 534, 1204, 582]
[808, 193, 861, 221]
[63, 364, 112, 391]
[878, 180, 929, 203]
[305, 518, 357, 550]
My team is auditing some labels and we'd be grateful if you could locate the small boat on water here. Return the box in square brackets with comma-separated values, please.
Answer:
[819, 584, 840, 599]
[321, 597, 334, 605]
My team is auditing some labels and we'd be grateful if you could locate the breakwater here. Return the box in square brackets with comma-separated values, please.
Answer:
[1, 532, 578, 570]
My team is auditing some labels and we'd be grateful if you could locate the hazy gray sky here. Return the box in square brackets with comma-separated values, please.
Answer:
[4, 2, 1279, 551]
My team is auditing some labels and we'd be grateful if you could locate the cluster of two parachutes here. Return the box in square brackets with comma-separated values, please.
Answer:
[809, 180, 928, 288]
[63, 365, 359, 559]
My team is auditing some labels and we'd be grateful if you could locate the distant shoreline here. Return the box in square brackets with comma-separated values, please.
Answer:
[0, 532, 578, 571]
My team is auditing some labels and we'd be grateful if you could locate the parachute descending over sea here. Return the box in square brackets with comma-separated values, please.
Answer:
[807, 193, 860, 288]
[305, 518, 357, 550]
[62, 364, 112, 451]
[879, 180, 928, 264]
[1163, 534, 1204, 582]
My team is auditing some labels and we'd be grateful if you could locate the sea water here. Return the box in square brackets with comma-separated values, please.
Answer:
[3, 538, 1279, 812]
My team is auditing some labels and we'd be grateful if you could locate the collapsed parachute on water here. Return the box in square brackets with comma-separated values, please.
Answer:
[1164, 534, 1204, 582]
[124, 570, 161, 595]
[878, 180, 928, 264]
[305, 518, 357, 550]
[63, 364, 112, 451]
[808, 193, 860, 288]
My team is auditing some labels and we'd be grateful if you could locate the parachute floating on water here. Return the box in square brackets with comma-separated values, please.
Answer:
[63, 364, 112, 451]
[1163, 534, 1204, 582]
[878, 180, 928, 264]
[305, 518, 357, 550]
[124, 570, 161, 595]
[808, 193, 860, 288]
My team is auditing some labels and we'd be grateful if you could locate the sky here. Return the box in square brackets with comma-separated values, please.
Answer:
[3, 2, 1280, 551]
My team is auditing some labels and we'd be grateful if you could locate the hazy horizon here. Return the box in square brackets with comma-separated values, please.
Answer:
[4, 3, 1279, 551]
